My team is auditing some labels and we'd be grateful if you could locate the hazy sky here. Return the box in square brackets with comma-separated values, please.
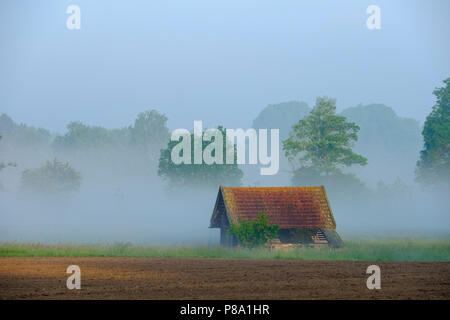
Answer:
[1, 0, 449, 132]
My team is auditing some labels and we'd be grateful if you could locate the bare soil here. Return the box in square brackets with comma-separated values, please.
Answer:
[0, 258, 449, 299]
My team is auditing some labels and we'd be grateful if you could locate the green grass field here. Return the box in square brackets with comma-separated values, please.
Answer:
[1, 238, 449, 261]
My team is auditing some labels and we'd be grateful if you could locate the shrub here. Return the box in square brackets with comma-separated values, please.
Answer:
[21, 158, 81, 194]
[228, 211, 280, 248]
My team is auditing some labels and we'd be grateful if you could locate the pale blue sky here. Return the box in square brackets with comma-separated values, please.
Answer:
[1, 0, 449, 132]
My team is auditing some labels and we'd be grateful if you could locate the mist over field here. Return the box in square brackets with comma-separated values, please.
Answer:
[1, 1, 449, 244]
[0, 101, 449, 245]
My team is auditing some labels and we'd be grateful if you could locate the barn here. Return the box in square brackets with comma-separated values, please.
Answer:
[209, 186, 343, 248]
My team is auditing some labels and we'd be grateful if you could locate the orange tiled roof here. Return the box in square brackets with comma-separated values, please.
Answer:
[217, 186, 336, 229]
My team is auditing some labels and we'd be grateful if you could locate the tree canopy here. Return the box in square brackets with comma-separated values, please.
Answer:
[158, 126, 243, 189]
[416, 78, 450, 188]
[51, 110, 170, 181]
[53, 110, 169, 158]
[0, 113, 51, 147]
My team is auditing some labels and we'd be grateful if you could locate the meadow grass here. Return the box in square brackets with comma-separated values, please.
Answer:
[0, 238, 449, 261]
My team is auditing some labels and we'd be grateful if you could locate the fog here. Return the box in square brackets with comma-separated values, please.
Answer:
[0, 107, 449, 244]
[0, 1, 449, 243]
[0, 188, 219, 244]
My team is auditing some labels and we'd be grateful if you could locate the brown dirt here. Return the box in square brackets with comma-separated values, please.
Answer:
[0, 257, 449, 300]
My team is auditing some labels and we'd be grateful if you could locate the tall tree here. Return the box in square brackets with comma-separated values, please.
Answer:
[283, 97, 367, 186]
[416, 78, 450, 188]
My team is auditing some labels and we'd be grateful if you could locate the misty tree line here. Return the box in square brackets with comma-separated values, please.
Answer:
[0, 78, 448, 196]
[0, 110, 171, 193]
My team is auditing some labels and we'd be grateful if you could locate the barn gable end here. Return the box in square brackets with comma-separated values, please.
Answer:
[210, 188, 239, 246]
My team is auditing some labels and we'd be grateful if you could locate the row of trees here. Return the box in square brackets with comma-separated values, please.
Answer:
[159, 78, 448, 192]
[53, 110, 170, 169]
[1, 78, 448, 194]
[0, 110, 171, 193]
[158, 76, 448, 192]
[21, 159, 81, 193]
